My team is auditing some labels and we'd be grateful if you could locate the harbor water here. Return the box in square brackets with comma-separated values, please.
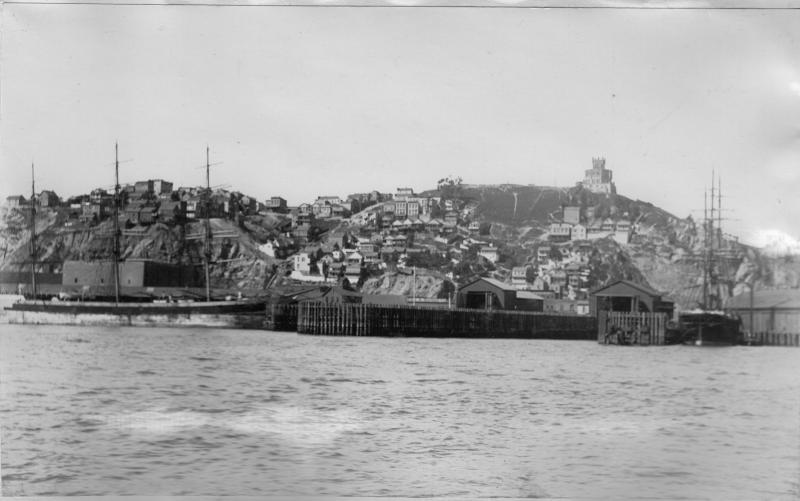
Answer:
[1, 325, 798, 498]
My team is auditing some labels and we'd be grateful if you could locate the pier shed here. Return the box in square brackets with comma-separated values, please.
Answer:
[456, 277, 543, 311]
[725, 289, 800, 335]
[590, 279, 674, 316]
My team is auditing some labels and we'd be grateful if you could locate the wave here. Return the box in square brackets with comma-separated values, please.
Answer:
[87, 404, 363, 445]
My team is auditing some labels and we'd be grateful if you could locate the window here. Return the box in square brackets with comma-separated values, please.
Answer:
[74, 278, 78, 283]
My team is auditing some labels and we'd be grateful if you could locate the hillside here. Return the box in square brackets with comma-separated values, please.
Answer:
[0, 207, 279, 290]
[2, 182, 797, 310]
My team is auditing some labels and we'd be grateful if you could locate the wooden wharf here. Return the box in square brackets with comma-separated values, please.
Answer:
[598, 311, 669, 345]
[741, 331, 800, 347]
[295, 301, 596, 339]
[265, 299, 799, 345]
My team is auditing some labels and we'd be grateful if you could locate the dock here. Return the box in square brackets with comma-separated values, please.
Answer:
[295, 301, 596, 339]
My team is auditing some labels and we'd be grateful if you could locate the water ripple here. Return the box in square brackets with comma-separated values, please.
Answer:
[1, 326, 799, 499]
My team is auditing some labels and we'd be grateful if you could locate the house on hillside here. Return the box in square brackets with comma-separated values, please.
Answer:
[571, 224, 587, 241]
[265, 196, 288, 213]
[5, 195, 26, 208]
[134, 180, 154, 195]
[293, 252, 311, 275]
[158, 200, 186, 223]
[395, 187, 414, 201]
[544, 298, 590, 315]
[511, 266, 531, 289]
[478, 245, 499, 264]
[537, 245, 551, 263]
[38, 190, 60, 208]
[549, 223, 572, 242]
[563, 205, 581, 225]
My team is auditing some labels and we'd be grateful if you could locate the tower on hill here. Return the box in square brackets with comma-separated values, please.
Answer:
[582, 157, 616, 194]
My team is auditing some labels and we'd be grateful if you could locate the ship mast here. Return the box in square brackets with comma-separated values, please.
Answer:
[30, 162, 37, 299]
[702, 186, 709, 310]
[204, 146, 212, 302]
[113, 143, 121, 304]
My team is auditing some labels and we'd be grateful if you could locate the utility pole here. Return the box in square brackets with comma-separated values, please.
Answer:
[412, 266, 416, 305]
[702, 187, 708, 310]
[113, 143, 121, 304]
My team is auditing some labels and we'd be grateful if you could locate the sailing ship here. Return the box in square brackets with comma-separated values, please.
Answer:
[666, 172, 742, 346]
[5, 145, 268, 328]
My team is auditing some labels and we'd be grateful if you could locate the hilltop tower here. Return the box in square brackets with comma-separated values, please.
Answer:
[582, 157, 616, 194]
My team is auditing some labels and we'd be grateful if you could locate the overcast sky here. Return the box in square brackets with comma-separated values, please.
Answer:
[1, 3, 798, 247]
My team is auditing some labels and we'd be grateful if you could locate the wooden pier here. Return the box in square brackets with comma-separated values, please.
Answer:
[264, 302, 298, 331]
[741, 331, 800, 347]
[598, 311, 669, 345]
[296, 302, 596, 339]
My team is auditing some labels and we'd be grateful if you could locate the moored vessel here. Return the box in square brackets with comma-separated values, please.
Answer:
[6, 145, 268, 329]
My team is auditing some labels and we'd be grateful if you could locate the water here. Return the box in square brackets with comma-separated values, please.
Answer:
[1, 325, 798, 498]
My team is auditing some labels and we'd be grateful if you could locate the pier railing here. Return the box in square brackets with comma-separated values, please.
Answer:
[741, 331, 800, 347]
[297, 302, 596, 338]
[598, 311, 669, 345]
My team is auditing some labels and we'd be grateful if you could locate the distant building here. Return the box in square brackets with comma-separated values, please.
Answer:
[293, 252, 311, 275]
[511, 266, 530, 289]
[548, 223, 572, 242]
[563, 206, 581, 225]
[315, 196, 343, 206]
[152, 179, 173, 195]
[478, 245, 499, 263]
[62, 260, 200, 289]
[5, 195, 26, 208]
[536, 246, 551, 263]
[544, 298, 590, 315]
[38, 190, 60, 208]
[582, 157, 616, 194]
[157, 200, 186, 222]
[134, 180, 154, 194]
[571, 224, 587, 241]
[395, 187, 414, 201]
[265, 196, 288, 213]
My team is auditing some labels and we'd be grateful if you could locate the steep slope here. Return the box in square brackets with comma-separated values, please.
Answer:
[0, 207, 279, 290]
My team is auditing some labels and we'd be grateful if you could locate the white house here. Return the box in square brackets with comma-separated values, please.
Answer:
[478, 245, 499, 263]
[293, 252, 311, 274]
[571, 224, 587, 241]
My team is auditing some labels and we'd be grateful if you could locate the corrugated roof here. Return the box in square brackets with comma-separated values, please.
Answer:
[726, 289, 800, 309]
[591, 279, 662, 298]
[480, 277, 516, 291]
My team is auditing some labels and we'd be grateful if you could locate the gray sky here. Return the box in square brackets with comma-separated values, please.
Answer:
[2, 3, 799, 248]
